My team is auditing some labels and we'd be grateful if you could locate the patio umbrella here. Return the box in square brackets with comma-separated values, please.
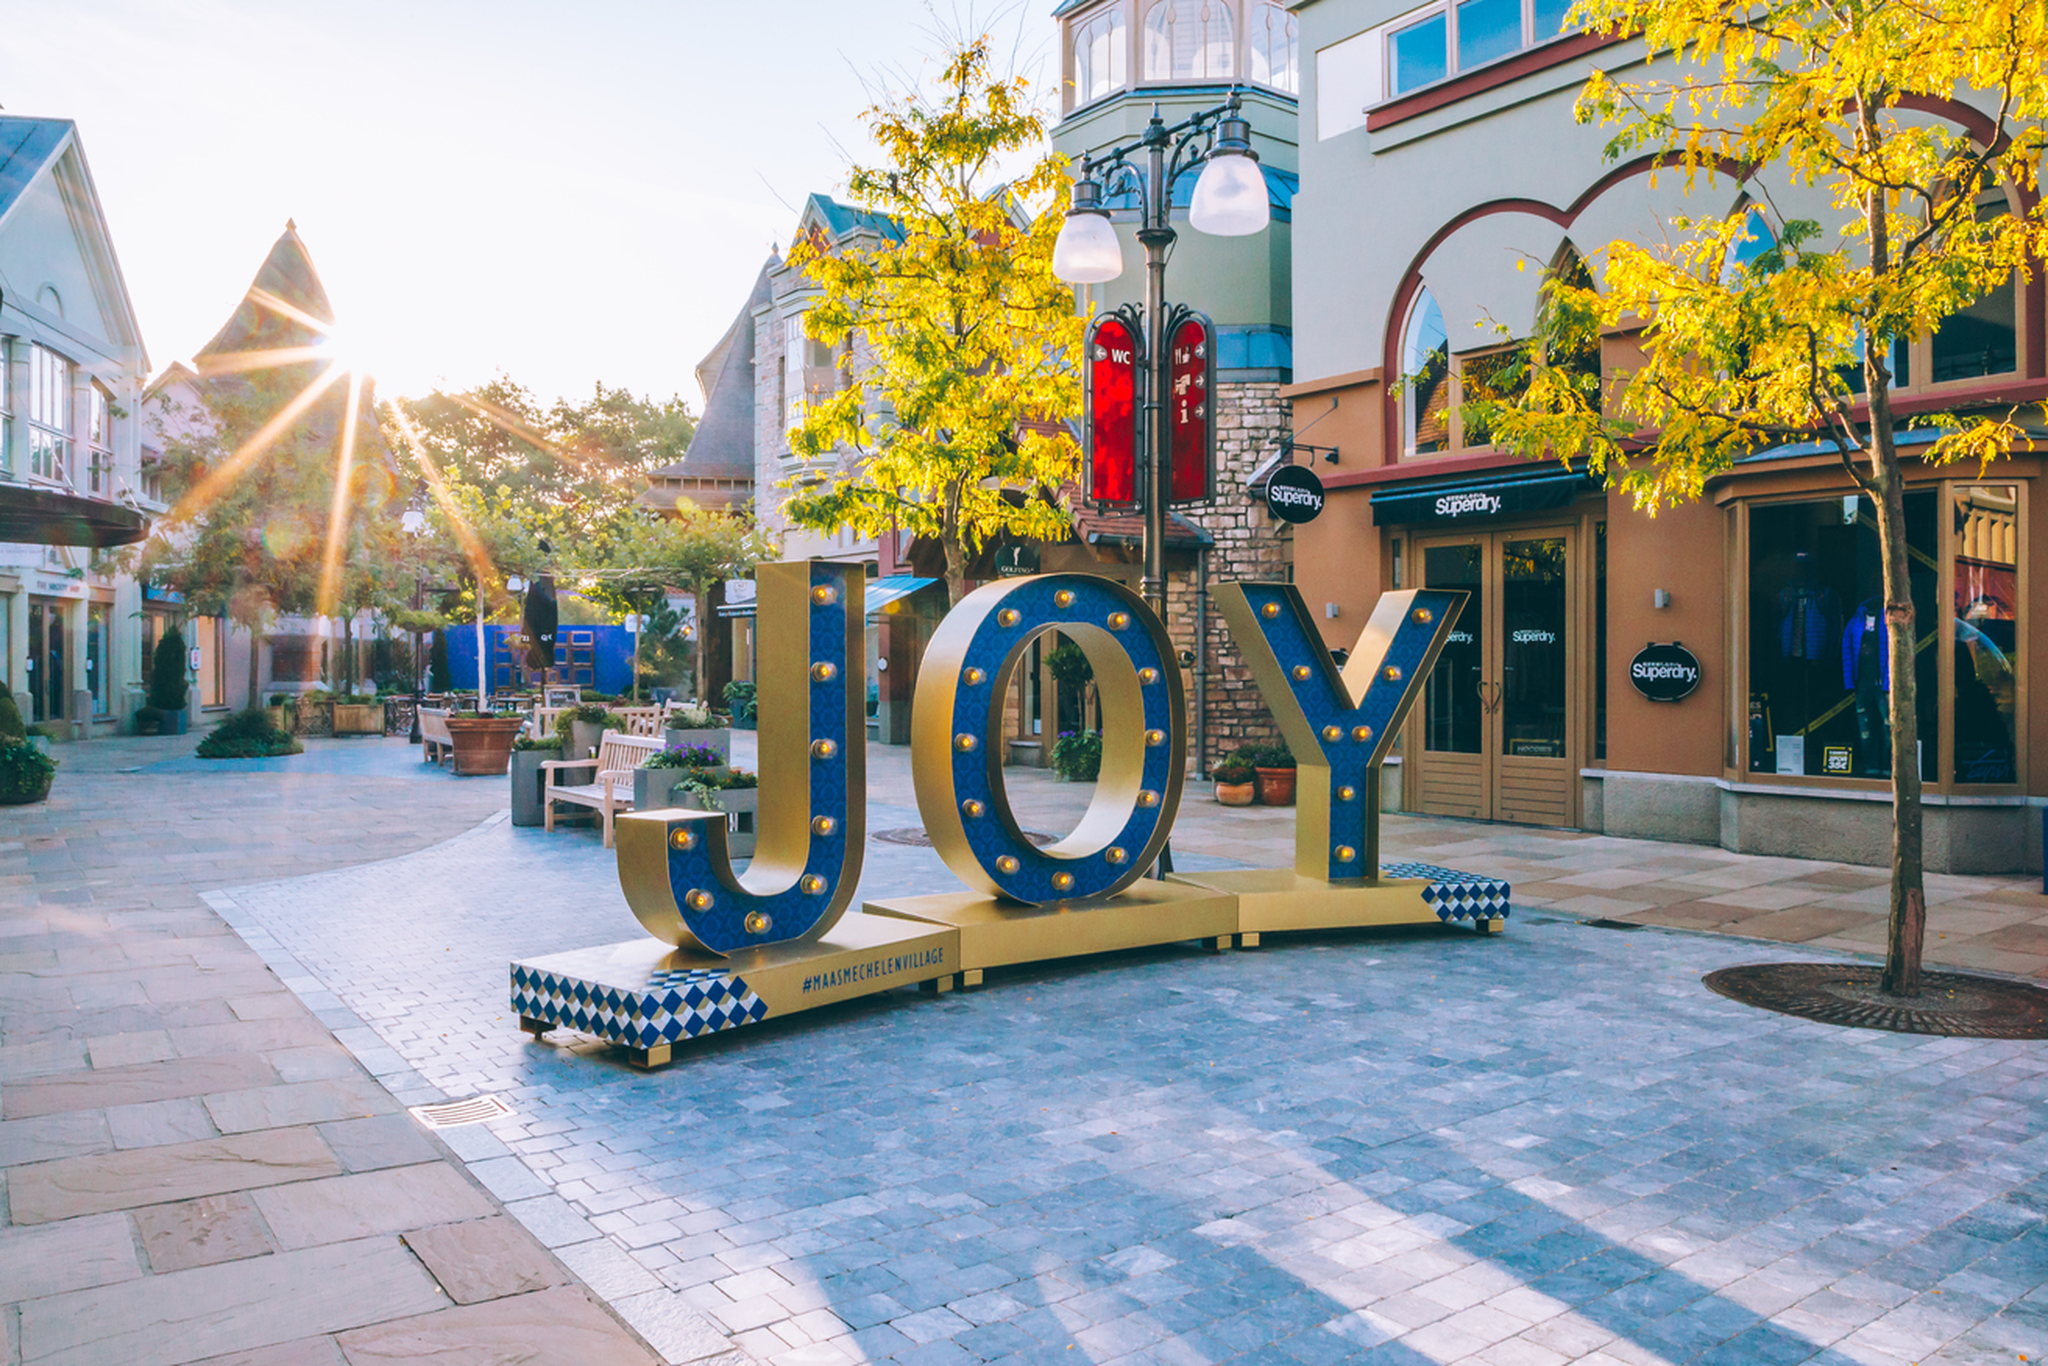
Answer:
[521, 574, 558, 672]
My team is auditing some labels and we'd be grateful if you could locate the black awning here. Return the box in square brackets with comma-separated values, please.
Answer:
[1370, 465, 1589, 527]
[0, 484, 151, 547]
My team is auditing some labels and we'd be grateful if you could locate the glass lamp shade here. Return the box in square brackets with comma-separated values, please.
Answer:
[1052, 210, 1125, 283]
[400, 507, 426, 536]
[1189, 152, 1271, 237]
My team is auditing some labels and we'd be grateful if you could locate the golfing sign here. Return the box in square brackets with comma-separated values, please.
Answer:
[1630, 642, 1702, 702]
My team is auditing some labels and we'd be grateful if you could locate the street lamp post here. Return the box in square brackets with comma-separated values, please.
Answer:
[1051, 89, 1271, 625]
[400, 485, 427, 744]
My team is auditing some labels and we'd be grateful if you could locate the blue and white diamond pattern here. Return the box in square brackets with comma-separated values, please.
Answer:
[1381, 861, 1512, 923]
[510, 961, 767, 1047]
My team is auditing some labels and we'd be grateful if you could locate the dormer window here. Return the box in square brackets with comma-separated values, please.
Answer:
[1073, 6, 1128, 106]
[1143, 0, 1235, 81]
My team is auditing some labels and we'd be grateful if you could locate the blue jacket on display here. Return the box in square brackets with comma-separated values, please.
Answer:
[1843, 599, 1888, 691]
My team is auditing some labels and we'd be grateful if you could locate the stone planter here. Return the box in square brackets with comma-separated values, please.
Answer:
[568, 719, 606, 763]
[1254, 766, 1296, 806]
[266, 706, 288, 734]
[332, 702, 382, 736]
[679, 786, 758, 858]
[661, 727, 731, 762]
[158, 708, 189, 736]
[633, 766, 696, 813]
[445, 716, 525, 776]
[1215, 781, 1256, 807]
[509, 749, 552, 827]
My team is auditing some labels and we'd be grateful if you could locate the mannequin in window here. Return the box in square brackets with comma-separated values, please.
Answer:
[1777, 551, 1838, 661]
[1842, 594, 1888, 772]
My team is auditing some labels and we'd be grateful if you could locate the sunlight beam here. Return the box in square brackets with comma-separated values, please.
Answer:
[246, 285, 341, 339]
[191, 345, 332, 378]
[169, 362, 349, 525]
[316, 369, 365, 619]
[388, 399, 500, 595]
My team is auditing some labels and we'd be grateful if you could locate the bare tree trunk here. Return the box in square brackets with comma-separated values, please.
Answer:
[246, 623, 260, 711]
[693, 580, 710, 709]
[941, 482, 967, 607]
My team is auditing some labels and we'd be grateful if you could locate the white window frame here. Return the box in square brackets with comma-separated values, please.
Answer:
[1246, 1, 1299, 94]
[1377, 0, 1573, 103]
[1141, 0, 1237, 83]
[88, 384, 113, 497]
[27, 343, 71, 485]
[0, 337, 12, 475]
[1072, 4, 1129, 107]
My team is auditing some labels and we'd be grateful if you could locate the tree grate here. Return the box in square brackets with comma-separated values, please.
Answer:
[874, 827, 1057, 848]
[409, 1095, 514, 1129]
[1704, 962, 2048, 1038]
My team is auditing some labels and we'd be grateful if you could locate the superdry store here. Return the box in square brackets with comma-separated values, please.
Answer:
[1294, 446, 2046, 874]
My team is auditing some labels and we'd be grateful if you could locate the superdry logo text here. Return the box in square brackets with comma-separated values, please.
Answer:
[1434, 492, 1503, 517]
[1632, 661, 1699, 683]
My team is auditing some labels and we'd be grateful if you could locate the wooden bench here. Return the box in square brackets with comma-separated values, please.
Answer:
[418, 707, 454, 766]
[541, 729, 663, 847]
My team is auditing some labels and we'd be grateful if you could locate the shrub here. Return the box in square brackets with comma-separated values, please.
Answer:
[553, 704, 627, 742]
[721, 768, 758, 789]
[196, 708, 302, 760]
[669, 706, 718, 729]
[428, 630, 452, 692]
[148, 625, 190, 711]
[0, 740, 56, 805]
[723, 680, 757, 724]
[135, 705, 163, 734]
[646, 742, 726, 771]
[1050, 730, 1103, 781]
[512, 733, 562, 752]
[1231, 741, 1296, 770]
[1212, 759, 1255, 785]
[0, 692, 26, 742]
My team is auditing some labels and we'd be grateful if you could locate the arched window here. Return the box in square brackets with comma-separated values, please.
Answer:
[1403, 289, 1450, 455]
[1247, 2, 1298, 93]
[1143, 0, 1234, 81]
[1722, 205, 1776, 281]
[1932, 198, 2018, 383]
[1073, 7, 1128, 105]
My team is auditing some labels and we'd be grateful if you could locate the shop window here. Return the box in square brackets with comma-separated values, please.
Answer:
[1952, 484, 2019, 783]
[1402, 289, 1450, 455]
[1073, 6, 1128, 104]
[1594, 521, 1607, 762]
[1247, 2, 1298, 93]
[1747, 492, 1938, 781]
[1143, 0, 1235, 80]
[28, 343, 70, 483]
[1930, 276, 2018, 384]
[87, 605, 108, 714]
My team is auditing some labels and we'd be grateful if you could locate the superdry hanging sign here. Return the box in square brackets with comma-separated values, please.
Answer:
[1085, 314, 1139, 506]
[1264, 463, 1326, 523]
[1169, 312, 1215, 504]
[1371, 469, 1584, 526]
[1630, 642, 1702, 702]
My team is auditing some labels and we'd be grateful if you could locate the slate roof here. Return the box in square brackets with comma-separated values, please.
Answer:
[0, 118, 72, 225]
[805, 193, 905, 244]
[194, 221, 336, 366]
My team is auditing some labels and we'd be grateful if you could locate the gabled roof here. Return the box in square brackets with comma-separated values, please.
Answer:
[194, 220, 335, 367]
[0, 116, 149, 367]
[801, 193, 905, 244]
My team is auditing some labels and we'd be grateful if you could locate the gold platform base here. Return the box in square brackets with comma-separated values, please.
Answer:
[864, 879, 1239, 979]
[509, 912, 959, 1068]
[1167, 868, 1506, 938]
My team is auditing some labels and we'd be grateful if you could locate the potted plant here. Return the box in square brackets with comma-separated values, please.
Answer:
[148, 625, 191, 735]
[134, 704, 163, 736]
[0, 737, 56, 805]
[1247, 741, 1297, 806]
[196, 708, 304, 760]
[1213, 758, 1257, 806]
[724, 679, 757, 731]
[662, 704, 730, 762]
[509, 732, 560, 827]
[556, 703, 627, 762]
[445, 709, 526, 776]
[635, 741, 732, 812]
[266, 693, 291, 733]
[675, 768, 759, 857]
[332, 690, 382, 736]
[1049, 730, 1103, 783]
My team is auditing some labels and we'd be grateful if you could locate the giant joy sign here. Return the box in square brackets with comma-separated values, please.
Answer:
[511, 561, 1512, 1067]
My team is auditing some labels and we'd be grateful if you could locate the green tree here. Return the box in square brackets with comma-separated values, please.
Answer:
[783, 34, 1082, 606]
[1469, 0, 2048, 996]
[148, 625, 190, 713]
[582, 508, 775, 706]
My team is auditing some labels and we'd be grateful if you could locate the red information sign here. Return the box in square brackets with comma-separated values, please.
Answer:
[1085, 314, 1139, 506]
[1168, 313, 1214, 504]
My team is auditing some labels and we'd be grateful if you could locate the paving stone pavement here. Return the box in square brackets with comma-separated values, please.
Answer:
[204, 739, 2048, 1366]
[0, 732, 682, 1365]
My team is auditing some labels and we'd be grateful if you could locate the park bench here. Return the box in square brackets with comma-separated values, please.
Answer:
[615, 706, 664, 738]
[541, 728, 663, 847]
[418, 707, 454, 766]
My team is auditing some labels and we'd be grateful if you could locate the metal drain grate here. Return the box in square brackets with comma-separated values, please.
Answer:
[409, 1095, 514, 1129]
[1705, 962, 2048, 1038]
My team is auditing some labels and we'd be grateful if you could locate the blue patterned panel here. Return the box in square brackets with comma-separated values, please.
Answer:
[1380, 861, 1513, 923]
[664, 560, 856, 954]
[511, 961, 768, 1046]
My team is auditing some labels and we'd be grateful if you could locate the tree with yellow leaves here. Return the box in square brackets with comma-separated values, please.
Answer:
[1469, 0, 2048, 997]
[782, 35, 1082, 607]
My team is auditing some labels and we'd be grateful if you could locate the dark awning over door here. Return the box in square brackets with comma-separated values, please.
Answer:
[1370, 465, 1589, 527]
[0, 485, 150, 547]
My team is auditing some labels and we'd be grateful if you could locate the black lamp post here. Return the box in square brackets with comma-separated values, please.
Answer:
[1051, 89, 1271, 624]
[400, 485, 427, 743]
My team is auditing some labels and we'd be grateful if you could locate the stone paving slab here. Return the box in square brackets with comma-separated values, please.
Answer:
[213, 795, 2048, 1366]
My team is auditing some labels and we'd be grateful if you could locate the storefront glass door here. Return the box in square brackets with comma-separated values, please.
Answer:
[26, 599, 65, 725]
[1416, 529, 1577, 824]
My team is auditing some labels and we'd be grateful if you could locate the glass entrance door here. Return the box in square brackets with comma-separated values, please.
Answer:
[1415, 528, 1577, 824]
[27, 599, 66, 725]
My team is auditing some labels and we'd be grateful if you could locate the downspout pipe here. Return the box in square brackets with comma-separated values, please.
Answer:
[1195, 543, 1209, 779]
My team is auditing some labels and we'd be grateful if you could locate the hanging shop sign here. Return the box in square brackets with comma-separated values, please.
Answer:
[1371, 469, 1584, 526]
[1629, 641, 1702, 702]
[1084, 313, 1140, 506]
[993, 544, 1040, 578]
[1264, 463, 1326, 524]
[1168, 311, 1215, 504]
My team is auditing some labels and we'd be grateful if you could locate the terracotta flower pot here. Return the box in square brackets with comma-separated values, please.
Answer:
[445, 716, 525, 776]
[1215, 781, 1256, 807]
[1254, 766, 1296, 806]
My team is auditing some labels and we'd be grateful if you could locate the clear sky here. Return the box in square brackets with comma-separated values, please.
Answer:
[1, 0, 1055, 409]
